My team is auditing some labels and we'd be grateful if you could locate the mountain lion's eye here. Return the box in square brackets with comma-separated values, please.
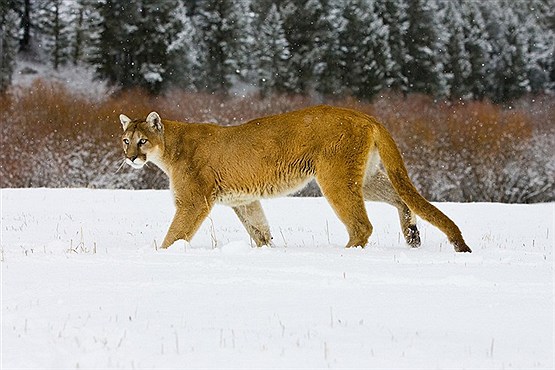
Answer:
[138, 139, 148, 146]
[123, 139, 130, 145]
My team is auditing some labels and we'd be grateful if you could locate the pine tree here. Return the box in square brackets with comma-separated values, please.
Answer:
[134, 0, 184, 94]
[37, 0, 72, 70]
[512, 0, 554, 94]
[67, 0, 95, 65]
[90, 0, 184, 93]
[339, 0, 363, 94]
[18, 0, 32, 53]
[312, 0, 345, 97]
[89, 0, 137, 89]
[483, 1, 530, 102]
[194, 0, 253, 93]
[403, 0, 447, 97]
[541, 0, 555, 89]
[0, 3, 20, 92]
[281, 0, 327, 93]
[167, 3, 201, 91]
[442, 0, 471, 99]
[253, 4, 296, 95]
[460, 0, 491, 100]
[340, 0, 392, 99]
[234, 0, 256, 87]
[375, 0, 409, 93]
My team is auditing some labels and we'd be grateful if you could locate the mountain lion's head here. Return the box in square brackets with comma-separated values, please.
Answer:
[119, 112, 164, 169]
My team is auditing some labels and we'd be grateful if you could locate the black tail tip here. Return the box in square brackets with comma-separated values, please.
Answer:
[453, 240, 472, 253]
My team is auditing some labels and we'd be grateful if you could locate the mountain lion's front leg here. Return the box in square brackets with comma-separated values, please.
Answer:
[160, 195, 213, 249]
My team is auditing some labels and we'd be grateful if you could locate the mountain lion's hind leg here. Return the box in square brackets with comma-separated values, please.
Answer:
[233, 201, 273, 247]
[317, 167, 373, 248]
[363, 170, 421, 248]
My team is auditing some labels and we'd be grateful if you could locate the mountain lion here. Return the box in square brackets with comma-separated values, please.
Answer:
[119, 105, 471, 253]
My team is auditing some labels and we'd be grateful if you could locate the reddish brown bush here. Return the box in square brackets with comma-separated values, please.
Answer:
[1, 81, 553, 203]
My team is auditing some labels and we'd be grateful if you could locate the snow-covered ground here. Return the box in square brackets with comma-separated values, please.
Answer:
[1, 189, 553, 369]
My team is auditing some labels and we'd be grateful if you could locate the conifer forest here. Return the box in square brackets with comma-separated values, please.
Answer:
[1, 0, 554, 202]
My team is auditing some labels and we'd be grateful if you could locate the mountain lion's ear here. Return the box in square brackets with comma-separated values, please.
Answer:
[146, 111, 163, 132]
[119, 114, 132, 131]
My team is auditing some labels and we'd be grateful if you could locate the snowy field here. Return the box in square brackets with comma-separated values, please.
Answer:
[1, 188, 553, 369]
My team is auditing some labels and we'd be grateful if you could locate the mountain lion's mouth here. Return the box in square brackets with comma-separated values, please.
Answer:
[125, 158, 145, 169]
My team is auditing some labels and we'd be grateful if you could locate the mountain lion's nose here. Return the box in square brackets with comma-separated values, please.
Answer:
[130, 155, 138, 162]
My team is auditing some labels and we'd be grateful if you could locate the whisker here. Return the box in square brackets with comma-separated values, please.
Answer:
[115, 159, 126, 174]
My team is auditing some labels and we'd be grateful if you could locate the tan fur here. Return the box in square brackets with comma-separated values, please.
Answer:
[119, 105, 471, 252]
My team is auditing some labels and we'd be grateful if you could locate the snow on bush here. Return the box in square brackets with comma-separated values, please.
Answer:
[1, 82, 553, 202]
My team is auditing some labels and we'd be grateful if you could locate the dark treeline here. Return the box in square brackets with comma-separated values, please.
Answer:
[1, 0, 554, 102]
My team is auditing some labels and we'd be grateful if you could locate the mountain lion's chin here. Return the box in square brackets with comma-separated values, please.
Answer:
[125, 158, 145, 169]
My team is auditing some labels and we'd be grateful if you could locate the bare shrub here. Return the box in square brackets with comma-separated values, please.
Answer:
[1, 83, 553, 203]
[368, 93, 554, 203]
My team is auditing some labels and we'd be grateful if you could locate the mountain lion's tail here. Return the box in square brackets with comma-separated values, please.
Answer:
[373, 123, 472, 253]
